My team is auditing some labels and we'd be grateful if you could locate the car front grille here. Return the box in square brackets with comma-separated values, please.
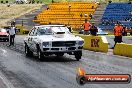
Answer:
[52, 41, 76, 47]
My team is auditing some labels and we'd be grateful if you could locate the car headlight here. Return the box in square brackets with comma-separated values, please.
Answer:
[78, 41, 84, 45]
[43, 42, 49, 47]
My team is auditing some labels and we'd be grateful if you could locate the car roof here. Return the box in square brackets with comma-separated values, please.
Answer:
[35, 25, 65, 28]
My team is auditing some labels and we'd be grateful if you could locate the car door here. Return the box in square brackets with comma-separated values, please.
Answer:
[31, 28, 39, 52]
[27, 28, 36, 51]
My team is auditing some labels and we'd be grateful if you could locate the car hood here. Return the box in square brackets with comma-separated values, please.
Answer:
[38, 34, 83, 42]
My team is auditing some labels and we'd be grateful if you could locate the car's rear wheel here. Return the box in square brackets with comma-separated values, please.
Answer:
[25, 44, 33, 57]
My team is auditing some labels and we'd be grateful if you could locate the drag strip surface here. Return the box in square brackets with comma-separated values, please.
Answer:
[0, 35, 132, 88]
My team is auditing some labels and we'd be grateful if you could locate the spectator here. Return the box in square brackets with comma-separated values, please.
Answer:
[90, 23, 98, 36]
[34, 16, 37, 20]
[122, 26, 128, 36]
[6, 1, 8, 3]
[7, 3, 10, 7]
[1, 1, 3, 3]
[108, 0, 112, 3]
[92, 6, 94, 9]
[47, 7, 49, 10]
[102, 20, 105, 25]
[32, 0, 35, 4]
[79, 29, 83, 34]
[128, 1, 131, 4]
[52, 0, 54, 3]
[11, 20, 16, 27]
[37, 1, 39, 4]
[113, 23, 123, 48]
[82, 19, 91, 35]
[130, 17, 132, 21]
[89, 14, 93, 19]
[130, 27, 132, 36]
[8, 25, 16, 46]
[49, 22, 51, 24]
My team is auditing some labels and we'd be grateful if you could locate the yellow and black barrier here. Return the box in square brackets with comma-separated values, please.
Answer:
[75, 34, 108, 53]
[113, 43, 132, 57]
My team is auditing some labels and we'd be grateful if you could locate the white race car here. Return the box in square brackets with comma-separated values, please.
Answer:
[24, 25, 84, 61]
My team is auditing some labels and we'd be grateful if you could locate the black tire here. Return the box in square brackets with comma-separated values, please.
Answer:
[55, 53, 64, 57]
[25, 44, 33, 57]
[36, 45, 44, 60]
[75, 51, 82, 61]
[75, 55, 81, 61]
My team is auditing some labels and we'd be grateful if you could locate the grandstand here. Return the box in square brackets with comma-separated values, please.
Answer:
[1, 0, 132, 30]
[34, 2, 98, 29]
[99, 3, 132, 30]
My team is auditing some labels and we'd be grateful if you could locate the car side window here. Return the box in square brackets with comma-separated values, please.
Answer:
[33, 29, 38, 36]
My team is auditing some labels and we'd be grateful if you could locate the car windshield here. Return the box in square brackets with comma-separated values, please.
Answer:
[38, 27, 52, 35]
[38, 26, 70, 35]
[0, 29, 7, 32]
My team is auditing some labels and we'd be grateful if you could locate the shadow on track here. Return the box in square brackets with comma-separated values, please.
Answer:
[25, 55, 77, 63]
[0, 42, 80, 63]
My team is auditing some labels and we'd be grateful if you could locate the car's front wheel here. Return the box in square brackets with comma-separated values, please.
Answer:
[75, 55, 81, 61]
[36, 45, 44, 60]
[75, 51, 82, 61]
[25, 44, 33, 57]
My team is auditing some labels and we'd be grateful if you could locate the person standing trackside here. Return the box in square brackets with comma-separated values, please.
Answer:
[122, 26, 128, 36]
[129, 27, 132, 36]
[113, 23, 123, 48]
[90, 23, 98, 36]
[83, 19, 91, 35]
[8, 25, 16, 46]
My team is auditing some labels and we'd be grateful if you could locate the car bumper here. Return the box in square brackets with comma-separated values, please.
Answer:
[42, 46, 83, 52]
